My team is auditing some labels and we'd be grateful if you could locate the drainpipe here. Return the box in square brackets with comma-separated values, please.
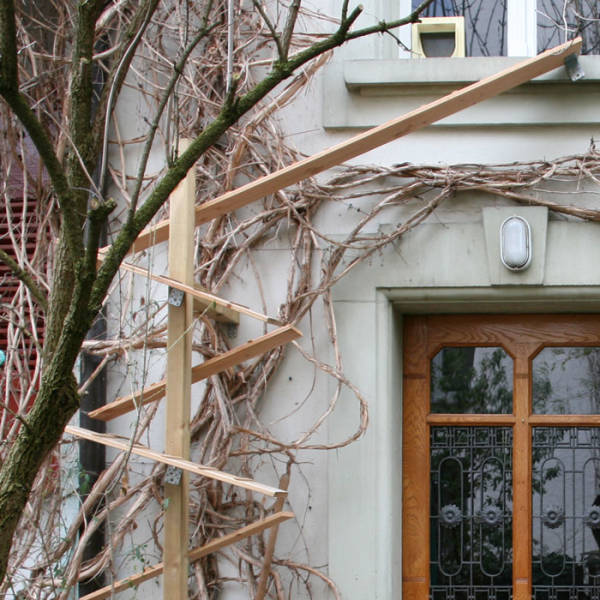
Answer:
[78, 295, 107, 595]
[78, 35, 108, 596]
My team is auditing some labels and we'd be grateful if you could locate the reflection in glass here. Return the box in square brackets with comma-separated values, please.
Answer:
[538, 0, 600, 55]
[431, 427, 513, 600]
[412, 0, 507, 56]
[532, 428, 600, 599]
[430, 347, 513, 413]
[533, 347, 600, 414]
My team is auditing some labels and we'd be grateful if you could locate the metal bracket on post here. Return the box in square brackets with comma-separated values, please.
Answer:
[168, 287, 185, 307]
[564, 54, 585, 82]
[164, 465, 183, 486]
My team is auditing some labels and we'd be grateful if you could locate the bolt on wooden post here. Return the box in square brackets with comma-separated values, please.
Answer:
[164, 138, 195, 598]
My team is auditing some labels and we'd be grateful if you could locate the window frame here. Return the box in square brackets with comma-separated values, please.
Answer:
[402, 314, 600, 599]
[399, 0, 538, 57]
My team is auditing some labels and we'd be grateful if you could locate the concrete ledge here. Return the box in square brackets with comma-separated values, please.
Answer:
[323, 57, 600, 129]
[343, 55, 600, 88]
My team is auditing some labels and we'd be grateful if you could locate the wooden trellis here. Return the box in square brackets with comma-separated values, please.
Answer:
[71, 38, 581, 600]
[77, 512, 294, 600]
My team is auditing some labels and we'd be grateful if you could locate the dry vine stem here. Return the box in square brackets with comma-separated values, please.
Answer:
[2, 0, 600, 598]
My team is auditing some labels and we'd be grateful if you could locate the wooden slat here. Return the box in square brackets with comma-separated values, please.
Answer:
[79, 512, 294, 600]
[118, 260, 279, 325]
[87, 324, 301, 421]
[424, 313, 600, 355]
[402, 376, 429, 590]
[193, 284, 239, 324]
[127, 38, 581, 253]
[512, 353, 532, 600]
[528, 414, 600, 425]
[164, 138, 194, 599]
[402, 579, 428, 600]
[65, 426, 287, 497]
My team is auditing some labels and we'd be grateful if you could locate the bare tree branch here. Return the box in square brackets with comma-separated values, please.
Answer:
[281, 0, 301, 60]
[253, 0, 284, 60]
[0, 249, 47, 310]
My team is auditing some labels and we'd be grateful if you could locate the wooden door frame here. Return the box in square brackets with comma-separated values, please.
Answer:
[402, 314, 600, 600]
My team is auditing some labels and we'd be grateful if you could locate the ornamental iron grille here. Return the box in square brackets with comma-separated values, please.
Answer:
[430, 427, 513, 600]
[532, 427, 600, 600]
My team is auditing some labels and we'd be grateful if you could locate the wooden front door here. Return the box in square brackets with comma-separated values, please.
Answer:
[403, 315, 600, 600]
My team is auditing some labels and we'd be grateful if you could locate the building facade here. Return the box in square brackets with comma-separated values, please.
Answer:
[98, 1, 600, 598]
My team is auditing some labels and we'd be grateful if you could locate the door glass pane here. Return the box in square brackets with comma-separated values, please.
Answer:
[431, 347, 513, 413]
[538, 0, 600, 55]
[532, 347, 600, 414]
[412, 0, 507, 56]
[532, 427, 600, 599]
[431, 427, 513, 600]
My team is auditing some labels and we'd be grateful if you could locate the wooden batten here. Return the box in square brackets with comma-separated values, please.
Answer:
[118, 260, 279, 325]
[78, 512, 294, 600]
[123, 38, 581, 254]
[66, 426, 287, 497]
[87, 324, 301, 421]
[193, 283, 239, 324]
[164, 137, 194, 599]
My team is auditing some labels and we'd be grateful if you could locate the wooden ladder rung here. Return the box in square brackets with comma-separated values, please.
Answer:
[87, 324, 301, 421]
[66, 426, 287, 497]
[117, 260, 278, 325]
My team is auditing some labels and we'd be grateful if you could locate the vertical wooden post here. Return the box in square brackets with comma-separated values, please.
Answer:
[513, 349, 533, 600]
[402, 317, 429, 600]
[164, 138, 195, 599]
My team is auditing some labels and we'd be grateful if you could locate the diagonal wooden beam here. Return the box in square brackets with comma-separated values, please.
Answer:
[87, 324, 301, 421]
[66, 426, 287, 497]
[123, 38, 581, 254]
[78, 511, 294, 600]
[119, 260, 277, 325]
[192, 284, 240, 324]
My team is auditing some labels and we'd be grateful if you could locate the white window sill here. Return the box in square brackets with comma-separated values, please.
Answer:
[323, 56, 600, 129]
[345, 56, 600, 87]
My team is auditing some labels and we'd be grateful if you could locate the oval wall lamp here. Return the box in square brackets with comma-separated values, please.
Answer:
[500, 216, 532, 271]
